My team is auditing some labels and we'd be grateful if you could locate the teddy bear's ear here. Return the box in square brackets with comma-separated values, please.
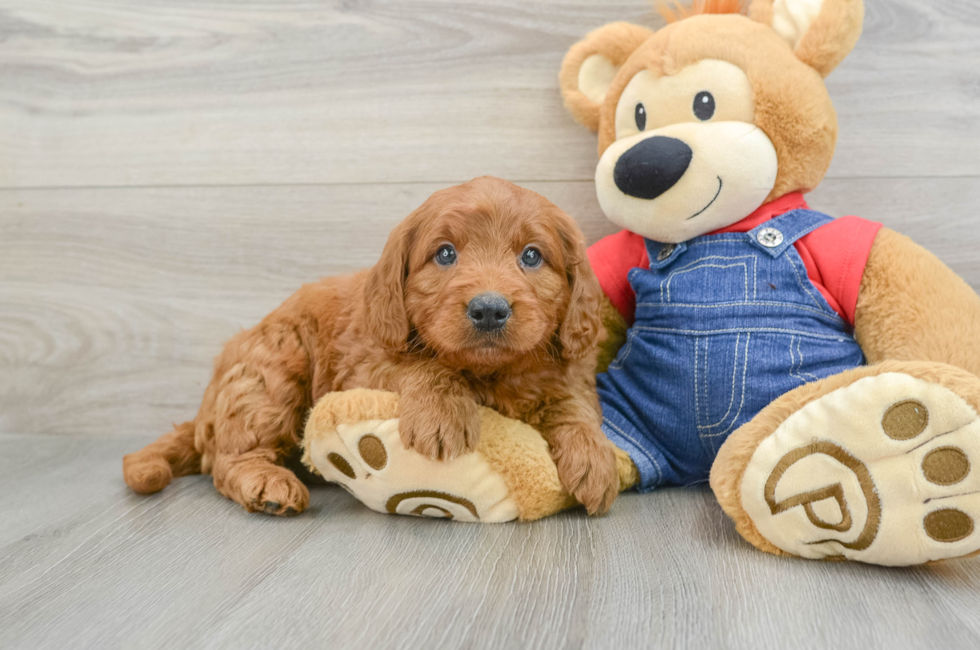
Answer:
[559, 22, 654, 131]
[749, 0, 864, 77]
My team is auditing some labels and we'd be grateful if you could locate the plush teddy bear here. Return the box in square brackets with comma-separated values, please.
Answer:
[302, 388, 638, 522]
[304, 0, 980, 566]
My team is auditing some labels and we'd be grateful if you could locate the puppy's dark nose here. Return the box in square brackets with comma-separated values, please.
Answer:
[614, 136, 693, 200]
[467, 293, 511, 332]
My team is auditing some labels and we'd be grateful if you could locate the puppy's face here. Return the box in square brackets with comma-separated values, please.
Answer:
[364, 177, 602, 371]
[405, 193, 568, 368]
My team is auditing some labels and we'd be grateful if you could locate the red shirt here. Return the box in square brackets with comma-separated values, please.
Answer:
[587, 193, 882, 325]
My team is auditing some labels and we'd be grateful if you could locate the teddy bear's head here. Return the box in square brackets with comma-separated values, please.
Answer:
[560, 0, 864, 243]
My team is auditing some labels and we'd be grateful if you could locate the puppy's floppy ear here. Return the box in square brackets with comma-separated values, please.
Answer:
[363, 216, 415, 353]
[559, 22, 654, 132]
[749, 0, 864, 77]
[555, 213, 604, 360]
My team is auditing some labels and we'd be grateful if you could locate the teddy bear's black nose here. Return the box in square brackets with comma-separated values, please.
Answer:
[614, 136, 693, 200]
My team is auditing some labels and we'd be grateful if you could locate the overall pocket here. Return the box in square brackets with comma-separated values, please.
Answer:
[694, 333, 751, 456]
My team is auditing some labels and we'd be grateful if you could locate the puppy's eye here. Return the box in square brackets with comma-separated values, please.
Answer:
[635, 103, 647, 131]
[520, 246, 543, 268]
[434, 243, 457, 266]
[694, 91, 715, 121]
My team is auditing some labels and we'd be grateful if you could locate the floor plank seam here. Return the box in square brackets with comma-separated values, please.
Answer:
[1, 174, 979, 193]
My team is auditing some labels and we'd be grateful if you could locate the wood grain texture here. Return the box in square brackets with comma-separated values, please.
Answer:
[1, 0, 979, 188]
[2, 0, 980, 647]
[1, 434, 980, 650]
[2, 178, 979, 439]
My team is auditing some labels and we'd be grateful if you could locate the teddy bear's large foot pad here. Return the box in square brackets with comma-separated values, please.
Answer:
[302, 389, 577, 522]
[737, 371, 980, 565]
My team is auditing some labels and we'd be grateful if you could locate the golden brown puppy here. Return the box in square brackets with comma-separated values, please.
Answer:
[123, 177, 620, 516]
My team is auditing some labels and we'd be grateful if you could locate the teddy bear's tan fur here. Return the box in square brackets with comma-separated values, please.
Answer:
[556, 0, 980, 565]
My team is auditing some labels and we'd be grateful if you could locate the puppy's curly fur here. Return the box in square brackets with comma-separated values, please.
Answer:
[123, 177, 620, 516]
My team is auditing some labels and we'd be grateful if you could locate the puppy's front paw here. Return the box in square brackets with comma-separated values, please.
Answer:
[399, 393, 480, 461]
[554, 435, 619, 516]
[240, 464, 310, 516]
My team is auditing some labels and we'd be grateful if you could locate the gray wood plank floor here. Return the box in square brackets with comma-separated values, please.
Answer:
[2, 0, 980, 648]
[4, 434, 980, 650]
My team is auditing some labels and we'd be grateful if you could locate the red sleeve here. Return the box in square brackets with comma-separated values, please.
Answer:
[795, 216, 883, 326]
[587, 230, 649, 324]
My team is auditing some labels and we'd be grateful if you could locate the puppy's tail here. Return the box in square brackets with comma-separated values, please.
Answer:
[123, 421, 202, 494]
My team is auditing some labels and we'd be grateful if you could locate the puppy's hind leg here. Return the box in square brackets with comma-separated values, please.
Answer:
[206, 359, 312, 516]
[123, 421, 201, 494]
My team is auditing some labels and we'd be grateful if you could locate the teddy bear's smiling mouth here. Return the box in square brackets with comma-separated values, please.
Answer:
[686, 176, 723, 220]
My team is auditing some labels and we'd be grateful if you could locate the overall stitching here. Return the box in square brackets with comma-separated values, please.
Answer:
[662, 255, 757, 302]
[631, 325, 852, 341]
[602, 417, 664, 484]
[783, 246, 827, 310]
[698, 334, 736, 430]
[698, 333, 751, 438]
[597, 209, 866, 491]
[608, 328, 639, 371]
[637, 301, 843, 321]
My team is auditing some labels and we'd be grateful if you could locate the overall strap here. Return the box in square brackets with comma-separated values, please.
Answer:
[746, 209, 834, 258]
[643, 239, 688, 270]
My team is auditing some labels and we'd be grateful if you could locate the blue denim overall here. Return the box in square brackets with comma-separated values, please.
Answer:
[597, 209, 865, 491]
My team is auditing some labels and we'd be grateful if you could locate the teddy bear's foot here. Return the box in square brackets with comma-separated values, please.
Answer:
[713, 362, 980, 566]
[301, 389, 581, 522]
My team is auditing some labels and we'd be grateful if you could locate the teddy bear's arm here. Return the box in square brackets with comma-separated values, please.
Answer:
[854, 227, 980, 376]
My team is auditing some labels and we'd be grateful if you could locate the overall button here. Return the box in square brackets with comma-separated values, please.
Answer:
[657, 244, 676, 261]
[757, 227, 784, 248]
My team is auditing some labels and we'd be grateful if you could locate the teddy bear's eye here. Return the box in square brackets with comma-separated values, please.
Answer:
[694, 91, 715, 121]
[635, 103, 647, 131]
